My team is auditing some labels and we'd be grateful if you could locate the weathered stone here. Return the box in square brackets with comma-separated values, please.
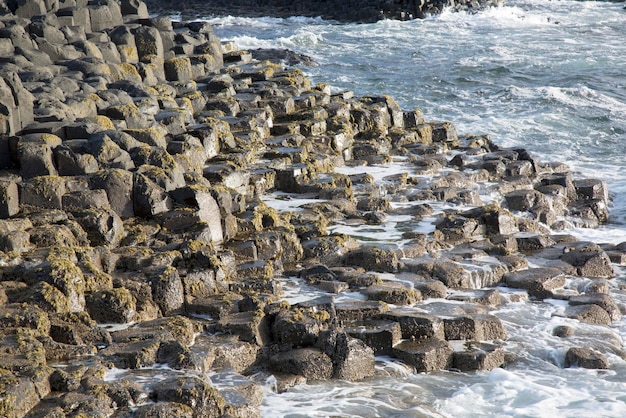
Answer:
[134, 172, 173, 217]
[184, 374, 255, 417]
[18, 139, 58, 178]
[269, 348, 334, 380]
[90, 168, 135, 217]
[85, 288, 137, 324]
[150, 376, 225, 418]
[342, 246, 399, 272]
[382, 311, 445, 340]
[133, 402, 194, 418]
[560, 242, 614, 278]
[392, 339, 453, 373]
[444, 314, 507, 341]
[564, 347, 609, 369]
[334, 299, 389, 321]
[504, 267, 566, 299]
[216, 310, 270, 346]
[147, 266, 184, 316]
[569, 293, 621, 321]
[0, 375, 42, 418]
[271, 308, 326, 347]
[403, 260, 471, 289]
[72, 207, 124, 247]
[0, 179, 19, 218]
[344, 319, 402, 355]
[452, 341, 505, 372]
[564, 304, 612, 326]
[316, 330, 375, 381]
[363, 282, 421, 305]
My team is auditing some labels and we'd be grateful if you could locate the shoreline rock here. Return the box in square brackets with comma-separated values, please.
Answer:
[144, 0, 504, 22]
[0, 0, 624, 416]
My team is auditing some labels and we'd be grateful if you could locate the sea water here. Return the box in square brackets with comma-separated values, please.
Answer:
[192, 1, 626, 416]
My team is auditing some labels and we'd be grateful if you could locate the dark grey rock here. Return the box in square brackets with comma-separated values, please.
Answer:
[565, 347, 609, 369]
[504, 267, 566, 299]
[392, 338, 453, 373]
[269, 348, 334, 381]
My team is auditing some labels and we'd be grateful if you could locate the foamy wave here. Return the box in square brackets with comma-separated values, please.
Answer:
[438, 367, 626, 417]
[435, 5, 554, 28]
[224, 31, 323, 50]
[206, 15, 328, 28]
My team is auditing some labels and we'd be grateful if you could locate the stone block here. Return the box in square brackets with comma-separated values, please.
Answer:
[382, 311, 445, 340]
[72, 207, 123, 247]
[271, 308, 326, 347]
[569, 293, 621, 321]
[133, 172, 173, 217]
[18, 139, 58, 178]
[150, 376, 224, 417]
[363, 282, 421, 305]
[216, 310, 270, 346]
[20, 175, 66, 210]
[560, 242, 614, 278]
[452, 341, 505, 372]
[148, 266, 184, 316]
[132, 25, 164, 61]
[54, 145, 99, 175]
[392, 339, 453, 373]
[269, 348, 334, 380]
[88, 4, 115, 32]
[564, 304, 611, 326]
[504, 267, 566, 299]
[0, 179, 19, 218]
[120, 0, 149, 17]
[90, 168, 135, 217]
[444, 314, 507, 341]
[164, 56, 193, 82]
[85, 288, 137, 324]
[565, 347, 609, 369]
[344, 319, 402, 356]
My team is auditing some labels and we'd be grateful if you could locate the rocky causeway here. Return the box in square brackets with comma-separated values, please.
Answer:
[0, 0, 624, 417]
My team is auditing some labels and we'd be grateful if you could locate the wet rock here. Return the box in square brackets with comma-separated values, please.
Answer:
[503, 267, 566, 299]
[316, 330, 375, 381]
[271, 307, 327, 347]
[193, 333, 261, 374]
[403, 260, 471, 289]
[363, 282, 421, 305]
[553, 325, 574, 338]
[382, 311, 445, 341]
[334, 300, 389, 322]
[0, 375, 44, 418]
[564, 347, 609, 369]
[344, 319, 402, 355]
[451, 341, 505, 372]
[447, 289, 502, 306]
[211, 371, 264, 418]
[392, 338, 453, 373]
[564, 304, 612, 326]
[269, 348, 334, 381]
[133, 402, 194, 418]
[569, 293, 621, 322]
[560, 242, 614, 278]
[443, 314, 507, 341]
[156, 339, 199, 370]
[150, 376, 225, 418]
